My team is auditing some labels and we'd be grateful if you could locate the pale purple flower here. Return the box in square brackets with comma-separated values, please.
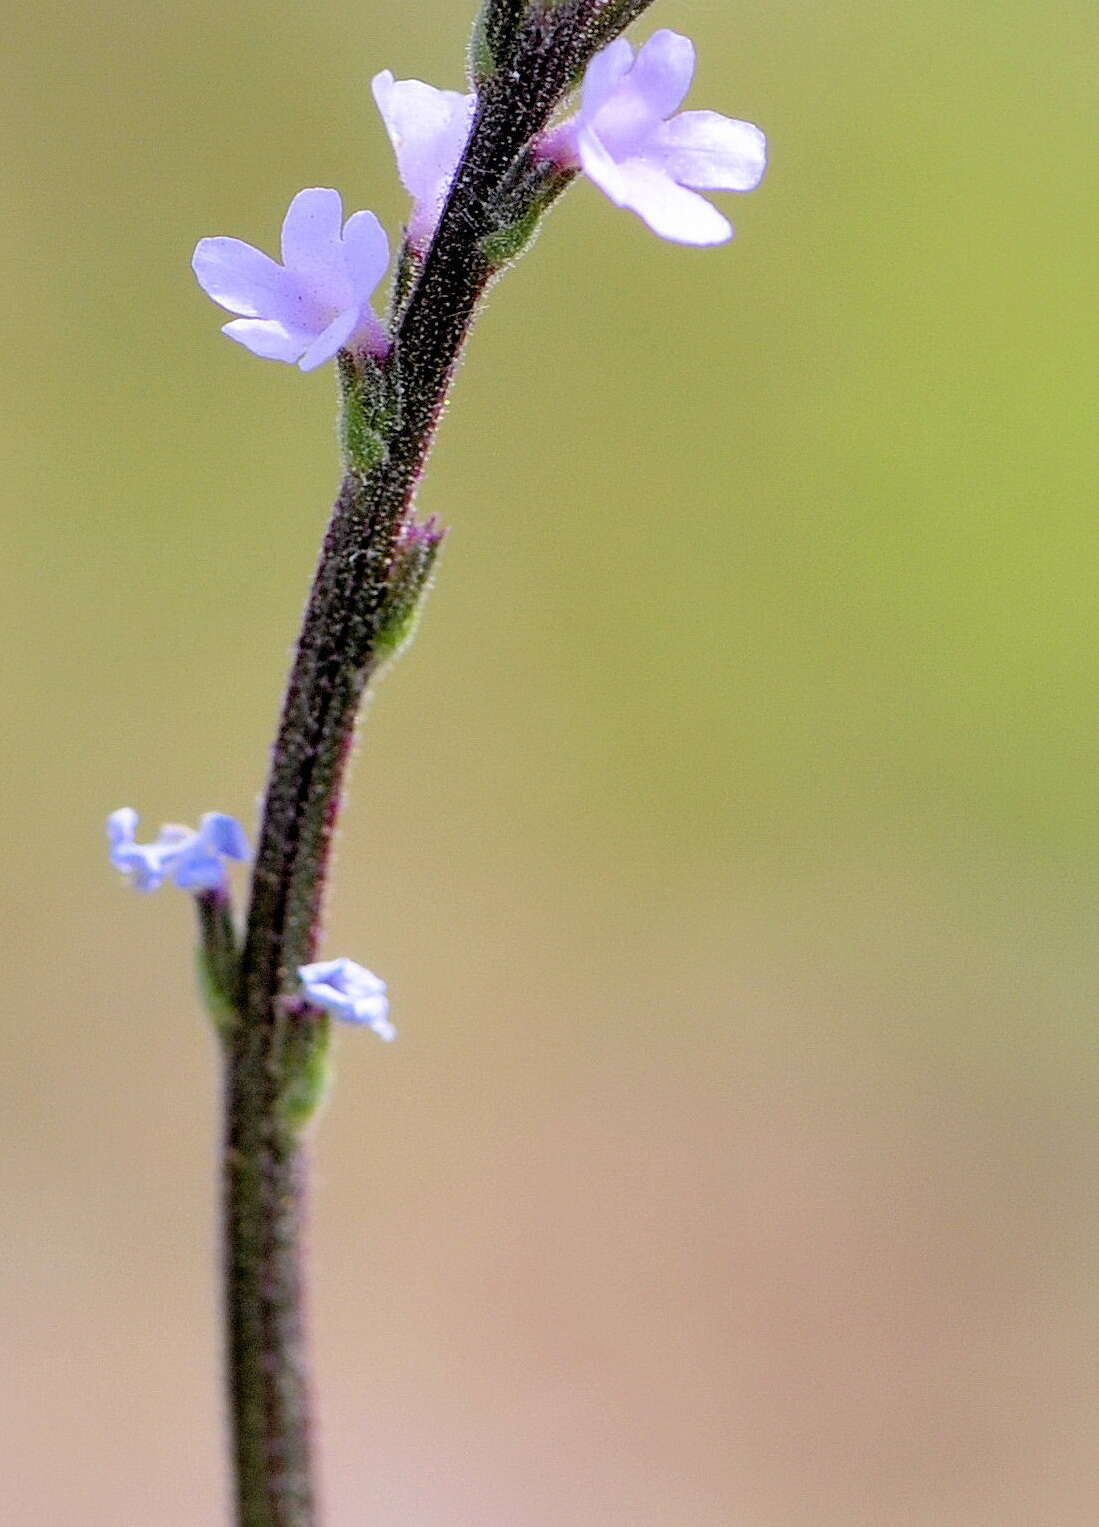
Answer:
[107, 808, 249, 893]
[540, 30, 766, 246]
[371, 71, 475, 249]
[298, 958, 395, 1040]
[192, 188, 390, 370]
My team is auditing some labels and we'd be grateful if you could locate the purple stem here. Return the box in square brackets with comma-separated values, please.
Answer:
[218, 5, 655, 1522]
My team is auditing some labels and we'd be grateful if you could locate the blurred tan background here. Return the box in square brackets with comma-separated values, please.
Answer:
[4, 0, 1099, 1522]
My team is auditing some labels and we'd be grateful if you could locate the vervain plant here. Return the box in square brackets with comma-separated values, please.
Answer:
[107, 3, 766, 1521]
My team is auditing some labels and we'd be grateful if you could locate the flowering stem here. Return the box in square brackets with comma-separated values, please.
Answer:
[223, 1064, 316, 1526]
[220, 11, 599, 1522]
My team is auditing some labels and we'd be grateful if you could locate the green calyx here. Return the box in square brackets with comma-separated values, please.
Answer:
[278, 1008, 333, 1133]
[339, 352, 401, 477]
[469, 14, 495, 88]
[470, 0, 528, 87]
[481, 200, 544, 267]
[375, 524, 444, 666]
[481, 156, 576, 269]
[195, 889, 242, 1038]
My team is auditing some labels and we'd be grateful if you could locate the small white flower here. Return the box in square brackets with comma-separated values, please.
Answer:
[298, 958, 395, 1041]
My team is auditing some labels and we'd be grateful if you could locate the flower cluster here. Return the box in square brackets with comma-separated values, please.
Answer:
[107, 812, 391, 1036]
[191, 31, 766, 365]
[135, 26, 768, 1051]
[107, 808, 249, 893]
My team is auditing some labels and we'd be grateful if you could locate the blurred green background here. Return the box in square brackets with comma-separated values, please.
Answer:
[4, 1, 1098, 1521]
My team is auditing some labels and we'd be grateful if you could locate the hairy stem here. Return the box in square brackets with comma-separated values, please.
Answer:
[587, 0, 660, 54]
[223, 1053, 315, 1526]
[220, 10, 594, 1521]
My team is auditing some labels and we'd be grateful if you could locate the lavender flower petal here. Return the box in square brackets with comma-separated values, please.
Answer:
[341, 210, 390, 293]
[107, 808, 249, 893]
[201, 813, 251, 861]
[296, 307, 363, 373]
[298, 958, 395, 1040]
[580, 37, 634, 118]
[625, 30, 696, 121]
[608, 159, 733, 245]
[191, 238, 297, 317]
[372, 70, 474, 247]
[222, 319, 308, 363]
[281, 187, 345, 275]
[650, 111, 768, 192]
